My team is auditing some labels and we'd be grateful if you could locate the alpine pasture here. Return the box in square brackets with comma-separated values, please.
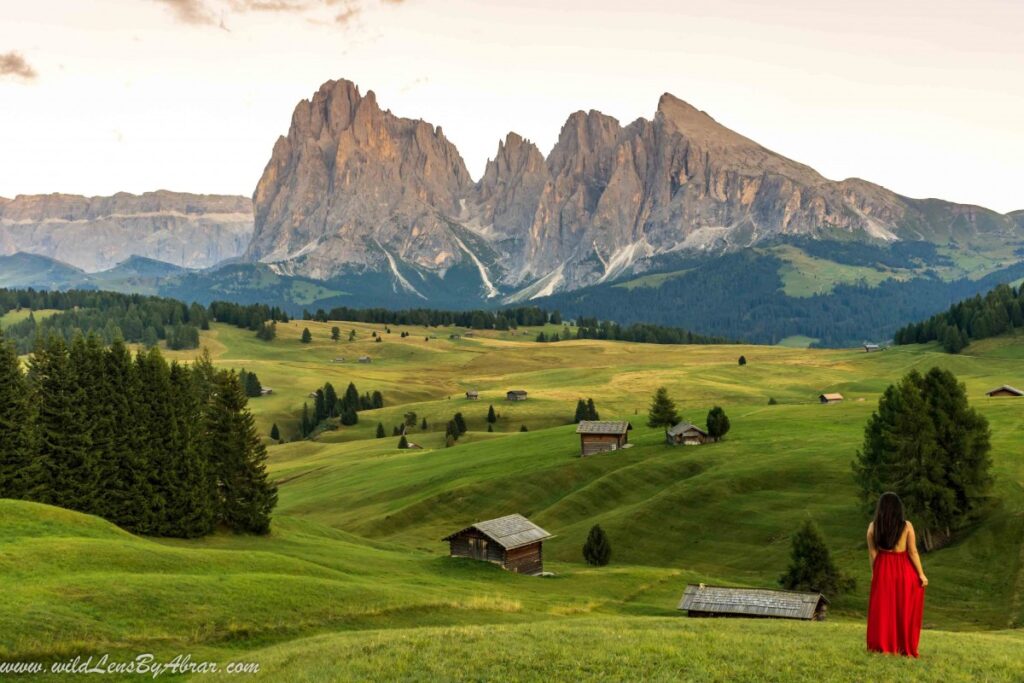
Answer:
[4, 320, 1024, 681]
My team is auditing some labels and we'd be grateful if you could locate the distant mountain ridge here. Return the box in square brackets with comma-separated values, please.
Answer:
[0, 190, 253, 272]
[244, 78, 1022, 299]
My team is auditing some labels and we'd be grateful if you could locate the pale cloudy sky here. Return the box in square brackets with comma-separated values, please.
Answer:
[1, 0, 1022, 212]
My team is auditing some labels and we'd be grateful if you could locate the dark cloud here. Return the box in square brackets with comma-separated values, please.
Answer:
[0, 52, 37, 81]
[153, 0, 218, 25]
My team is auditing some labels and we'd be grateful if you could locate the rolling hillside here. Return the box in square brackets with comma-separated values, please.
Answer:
[4, 321, 1024, 680]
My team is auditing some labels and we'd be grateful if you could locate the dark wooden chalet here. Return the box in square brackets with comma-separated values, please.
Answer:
[666, 422, 708, 446]
[986, 385, 1023, 398]
[443, 513, 552, 575]
[506, 390, 528, 401]
[576, 420, 632, 456]
[678, 584, 829, 621]
[819, 393, 844, 404]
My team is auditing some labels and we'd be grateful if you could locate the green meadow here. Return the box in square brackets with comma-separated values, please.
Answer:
[3, 320, 1024, 680]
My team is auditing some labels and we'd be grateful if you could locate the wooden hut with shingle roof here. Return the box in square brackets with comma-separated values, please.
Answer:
[576, 420, 632, 456]
[678, 584, 829, 621]
[986, 385, 1023, 398]
[442, 513, 552, 575]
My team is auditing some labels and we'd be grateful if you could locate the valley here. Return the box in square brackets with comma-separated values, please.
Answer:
[4, 319, 1024, 680]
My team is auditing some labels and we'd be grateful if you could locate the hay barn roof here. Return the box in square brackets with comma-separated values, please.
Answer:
[576, 420, 632, 435]
[678, 584, 828, 620]
[443, 513, 552, 550]
[666, 422, 708, 436]
[820, 393, 844, 401]
[986, 385, 1023, 396]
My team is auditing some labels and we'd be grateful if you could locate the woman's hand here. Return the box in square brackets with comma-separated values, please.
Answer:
[919, 574, 929, 588]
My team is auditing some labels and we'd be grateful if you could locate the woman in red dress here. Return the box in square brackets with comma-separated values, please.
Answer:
[866, 492, 927, 657]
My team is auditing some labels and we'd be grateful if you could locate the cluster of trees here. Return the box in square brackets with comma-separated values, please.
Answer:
[0, 289, 209, 353]
[573, 399, 599, 422]
[853, 367, 992, 551]
[300, 381, 383, 438]
[647, 387, 731, 441]
[573, 319, 731, 345]
[238, 369, 263, 398]
[894, 283, 1024, 352]
[207, 301, 289, 330]
[304, 306, 560, 330]
[537, 251, 1024, 347]
[0, 331, 277, 536]
[444, 412, 468, 446]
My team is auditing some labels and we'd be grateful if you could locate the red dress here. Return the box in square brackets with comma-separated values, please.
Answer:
[867, 548, 925, 657]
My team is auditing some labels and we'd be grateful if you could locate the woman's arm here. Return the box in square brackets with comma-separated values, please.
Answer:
[866, 522, 877, 569]
[906, 522, 928, 587]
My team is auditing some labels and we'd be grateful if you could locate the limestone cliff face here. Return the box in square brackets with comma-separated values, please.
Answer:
[0, 191, 252, 272]
[246, 79, 474, 287]
[247, 79, 1022, 296]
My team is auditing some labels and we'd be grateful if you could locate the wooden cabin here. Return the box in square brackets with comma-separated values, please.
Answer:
[358, 355, 372, 364]
[666, 422, 709, 446]
[260, 387, 274, 396]
[465, 390, 480, 400]
[863, 343, 881, 352]
[986, 385, 1023, 398]
[449, 334, 461, 340]
[506, 390, 528, 401]
[332, 357, 345, 363]
[819, 393, 844, 404]
[576, 420, 632, 456]
[442, 513, 552, 575]
[678, 584, 829, 621]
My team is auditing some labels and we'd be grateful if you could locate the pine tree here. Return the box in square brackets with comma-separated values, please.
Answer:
[105, 339, 153, 532]
[372, 390, 384, 409]
[586, 398, 599, 421]
[331, 326, 340, 341]
[300, 402, 311, 438]
[582, 524, 611, 566]
[574, 399, 586, 423]
[520, 424, 528, 432]
[421, 417, 428, 430]
[340, 405, 358, 426]
[647, 387, 680, 428]
[453, 412, 467, 435]
[344, 382, 360, 412]
[270, 423, 281, 441]
[324, 382, 338, 417]
[0, 327, 35, 499]
[30, 334, 96, 512]
[779, 520, 854, 596]
[487, 424, 493, 433]
[375, 422, 385, 438]
[398, 435, 409, 449]
[487, 404, 497, 424]
[706, 406, 731, 442]
[738, 355, 747, 366]
[314, 389, 326, 423]
[301, 328, 312, 344]
[202, 371, 278, 534]
[165, 361, 214, 537]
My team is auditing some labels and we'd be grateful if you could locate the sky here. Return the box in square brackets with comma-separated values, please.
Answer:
[1, 0, 1022, 213]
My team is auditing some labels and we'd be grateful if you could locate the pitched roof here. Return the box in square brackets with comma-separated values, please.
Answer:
[678, 584, 828, 620]
[666, 422, 708, 436]
[986, 385, 1024, 396]
[576, 420, 632, 435]
[820, 393, 844, 401]
[442, 513, 552, 550]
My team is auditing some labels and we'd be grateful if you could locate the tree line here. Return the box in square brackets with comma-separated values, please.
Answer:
[304, 306, 560, 330]
[893, 283, 1024, 352]
[299, 381, 383, 438]
[0, 330, 277, 537]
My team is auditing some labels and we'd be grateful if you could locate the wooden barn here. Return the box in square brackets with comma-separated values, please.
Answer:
[442, 513, 552, 575]
[576, 420, 632, 456]
[986, 385, 1023, 398]
[819, 393, 844, 404]
[465, 390, 480, 400]
[666, 422, 709, 446]
[863, 343, 881, 352]
[678, 584, 829, 621]
[358, 355, 372, 364]
[506, 390, 528, 401]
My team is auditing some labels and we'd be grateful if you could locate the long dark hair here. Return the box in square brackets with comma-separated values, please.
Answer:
[873, 492, 907, 550]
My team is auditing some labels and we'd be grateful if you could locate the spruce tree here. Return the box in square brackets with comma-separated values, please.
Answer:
[341, 405, 358, 426]
[375, 422, 386, 438]
[371, 390, 384, 409]
[0, 328, 35, 499]
[520, 424, 528, 432]
[706, 406, 731, 442]
[738, 355, 747, 366]
[105, 339, 153, 532]
[421, 417, 428, 430]
[586, 398, 599, 420]
[300, 402, 311, 438]
[202, 371, 278, 534]
[487, 404, 497, 424]
[582, 524, 612, 566]
[344, 382, 360, 412]
[574, 399, 587, 423]
[453, 412, 467, 435]
[165, 361, 214, 537]
[324, 382, 338, 417]
[647, 387, 680, 428]
[270, 423, 281, 441]
[301, 328, 312, 343]
[398, 435, 409, 449]
[331, 326, 340, 341]
[314, 388, 326, 423]
[779, 520, 854, 596]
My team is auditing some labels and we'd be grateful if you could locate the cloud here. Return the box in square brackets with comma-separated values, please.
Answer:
[153, 0, 219, 25]
[0, 52, 37, 82]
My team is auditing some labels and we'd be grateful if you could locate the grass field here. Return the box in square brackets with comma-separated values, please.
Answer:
[4, 319, 1024, 680]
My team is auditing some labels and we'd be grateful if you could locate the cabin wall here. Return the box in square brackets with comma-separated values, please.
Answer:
[503, 542, 544, 575]
[581, 433, 624, 456]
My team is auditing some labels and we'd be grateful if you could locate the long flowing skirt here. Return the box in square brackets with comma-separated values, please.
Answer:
[866, 550, 925, 657]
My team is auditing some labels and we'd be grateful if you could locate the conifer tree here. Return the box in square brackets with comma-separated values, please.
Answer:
[421, 417, 428, 430]
[706, 406, 731, 442]
[0, 328, 35, 499]
[371, 390, 384, 409]
[574, 399, 586, 423]
[301, 328, 312, 343]
[779, 520, 854, 596]
[300, 402, 311, 438]
[344, 382, 360, 412]
[331, 326, 340, 341]
[324, 382, 338, 417]
[165, 360, 214, 537]
[487, 424, 493, 433]
[586, 398, 599, 420]
[270, 423, 281, 441]
[340, 405, 358, 426]
[314, 389, 326, 423]
[487, 404, 497, 424]
[519, 424, 528, 432]
[104, 339, 153, 532]
[398, 435, 409, 449]
[202, 371, 278, 534]
[376, 422, 385, 438]
[647, 387, 680, 428]
[582, 524, 611, 566]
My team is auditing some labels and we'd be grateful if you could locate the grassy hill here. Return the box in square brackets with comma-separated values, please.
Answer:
[4, 320, 1024, 680]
